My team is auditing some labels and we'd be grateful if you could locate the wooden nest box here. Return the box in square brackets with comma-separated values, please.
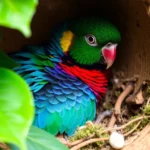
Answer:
[1, 0, 150, 149]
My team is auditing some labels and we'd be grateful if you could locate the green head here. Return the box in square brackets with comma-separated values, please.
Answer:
[59, 17, 121, 69]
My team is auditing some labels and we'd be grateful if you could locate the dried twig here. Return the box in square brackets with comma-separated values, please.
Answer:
[146, 97, 150, 106]
[61, 78, 149, 149]
[124, 133, 140, 146]
[64, 116, 150, 149]
[62, 115, 150, 150]
[108, 83, 134, 128]
[123, 120, 142, 137]
[121, 75, 139, 83]
[70, 137, 109, 150]
[126, 81, 148, 105]
[105, 115, 150, 133]
[66, 134, 95, 147]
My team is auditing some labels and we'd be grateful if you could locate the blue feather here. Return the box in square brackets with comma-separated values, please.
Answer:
[48, 97, 59, 105]
[35, 107, 45, 114]
[46, 88, 54, 94]
[73, 91, 83, 97]
[75, 96, 84, 103]
[56, 95, 67, 102]
[31, 83, 46, 92]
[59, 124, 65, 133]
[10, 21, 98, 136]
[74, 102, 81, 111]
[52, 103, 64, 113]
[82, 94, 91, 102]
[35, 90, 45, 96]
[61, 88, 72, 94]
[73, 80, 83, 86]
[35, 100, 47, 108]
[37, 110, 49, 128]
[64, 101, 72, 110]
[53, 84, 62, 89]
[67, 99, 76, 107]
[52, 89, 63, 95]
[62, 81, 72, 87]
[37, 95, 48, 101]
[46, 103, 56, 113]
[66, 94, 77, 100]
[58, 81, 68, 88]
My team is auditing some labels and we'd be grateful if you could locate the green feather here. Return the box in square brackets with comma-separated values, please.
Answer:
[68, 17, 121, 66]
[89, 100, 96, 120]
[46, 113, 62, 135]
[43, 99, 96, 136]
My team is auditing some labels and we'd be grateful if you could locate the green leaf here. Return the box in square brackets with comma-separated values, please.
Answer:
[0, 0, 38, 37]
[0, 50, 19, 69]
[26, 126, 69, 150]
[0, 68, 34, 150]
[9, 126, 69, 150]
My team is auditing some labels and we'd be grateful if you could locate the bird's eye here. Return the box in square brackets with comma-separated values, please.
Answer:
[85, 34, 97, 46]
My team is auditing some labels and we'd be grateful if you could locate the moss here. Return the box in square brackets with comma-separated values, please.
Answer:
[145, 85, 150, 99]
[125, 115, 139, 133]
[103, 102, 113, 110]
[147, 86, 150, 95]
[138, 117, 149, 130]
[115, 90, 121, 97]
[69, 123, 109, 149]
[70, 124, 104, 141]
[69, 89, 150, 149]
[125, 113, 150, 133]
[142, 104, 150, 115]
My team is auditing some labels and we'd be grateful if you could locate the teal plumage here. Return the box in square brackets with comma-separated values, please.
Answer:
[12, 47, 97, 136]
[11, 17, 121, 136]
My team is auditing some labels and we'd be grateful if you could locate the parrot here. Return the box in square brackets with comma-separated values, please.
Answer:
[10, 17, 121, 136]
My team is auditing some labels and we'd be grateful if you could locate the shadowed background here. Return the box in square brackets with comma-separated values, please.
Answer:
[0, 0, 150, 89]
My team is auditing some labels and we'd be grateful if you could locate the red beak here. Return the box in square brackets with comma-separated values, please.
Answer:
[102, 44, 117, 69]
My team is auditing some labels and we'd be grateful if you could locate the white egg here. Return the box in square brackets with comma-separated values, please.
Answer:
[109, 131, 125, 149]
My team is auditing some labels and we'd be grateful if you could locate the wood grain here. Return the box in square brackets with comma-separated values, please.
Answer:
[122, 123, 150, 150]
[114, 0, 150, 92]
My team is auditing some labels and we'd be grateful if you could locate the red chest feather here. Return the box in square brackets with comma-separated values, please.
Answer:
[60, 63, 110, 101]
